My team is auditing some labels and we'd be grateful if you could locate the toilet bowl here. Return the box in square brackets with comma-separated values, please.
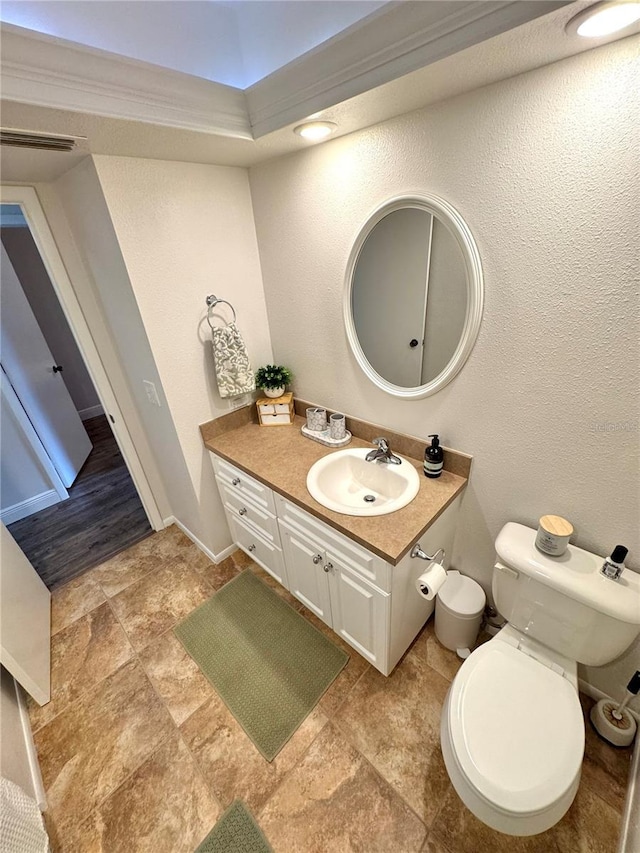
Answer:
[440, 625, 584, 835]
[439, 522, 640, 836]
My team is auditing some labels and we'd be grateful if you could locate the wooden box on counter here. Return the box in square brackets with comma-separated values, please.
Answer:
[256, 392, 294, 426]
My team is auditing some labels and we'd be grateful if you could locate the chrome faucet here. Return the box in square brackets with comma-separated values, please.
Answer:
[365, 437, 402, 465]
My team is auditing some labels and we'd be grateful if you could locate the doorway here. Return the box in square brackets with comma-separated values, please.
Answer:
[0, 202, 152, 588]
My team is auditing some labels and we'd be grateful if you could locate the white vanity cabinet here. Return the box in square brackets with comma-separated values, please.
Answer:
[277, 494, 391, 671]
[211, 452, 462, 676]
[212, 455, 288, 587]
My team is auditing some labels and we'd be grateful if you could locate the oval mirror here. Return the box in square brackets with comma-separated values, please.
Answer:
[344, 194, 483, 399]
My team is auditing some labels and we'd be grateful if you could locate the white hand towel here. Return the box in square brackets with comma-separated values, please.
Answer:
[211, 322, 255, 398]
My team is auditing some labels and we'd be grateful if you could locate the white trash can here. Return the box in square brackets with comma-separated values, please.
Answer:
[435, 570, 486, 658]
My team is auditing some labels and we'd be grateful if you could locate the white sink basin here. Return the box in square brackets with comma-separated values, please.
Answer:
[306, 448, 421, 516]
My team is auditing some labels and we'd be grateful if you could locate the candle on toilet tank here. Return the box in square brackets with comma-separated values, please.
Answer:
[535, 515, 573, 556]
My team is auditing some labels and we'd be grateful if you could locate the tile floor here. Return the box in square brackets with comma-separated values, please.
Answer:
[30, 526, 632, 853]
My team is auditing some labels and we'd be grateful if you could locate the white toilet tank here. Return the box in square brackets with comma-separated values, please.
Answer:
[493, 523, 640, 666]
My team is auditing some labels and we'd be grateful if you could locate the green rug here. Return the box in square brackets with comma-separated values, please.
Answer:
[174, 569, 348, 761]
[196, 801, 273, 853]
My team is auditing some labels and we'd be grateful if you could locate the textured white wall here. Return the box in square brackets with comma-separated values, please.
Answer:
[249, 37, 640, 706]
[51, 158, 184, 528]
[92, 155, 273, 556]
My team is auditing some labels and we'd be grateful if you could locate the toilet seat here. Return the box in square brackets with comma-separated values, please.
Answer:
[446, 638, 584, 816]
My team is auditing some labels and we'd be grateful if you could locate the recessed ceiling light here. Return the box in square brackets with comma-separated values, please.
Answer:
[566, 1, 640, 37]
[293, 121, 337, 142]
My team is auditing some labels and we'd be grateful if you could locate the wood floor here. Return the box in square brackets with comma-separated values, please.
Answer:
[8, 415, 152, 589]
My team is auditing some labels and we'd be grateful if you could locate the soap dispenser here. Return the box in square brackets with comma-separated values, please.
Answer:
[424, 435, 443, 478]
[601, 545, 628, 580]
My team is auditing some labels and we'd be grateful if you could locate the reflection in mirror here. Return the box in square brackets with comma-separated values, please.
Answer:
[344, 194, 483, 400]
[352, 209, 467, 387]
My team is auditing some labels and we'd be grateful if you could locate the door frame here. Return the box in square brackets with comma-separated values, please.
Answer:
[0, 185, 163, 530]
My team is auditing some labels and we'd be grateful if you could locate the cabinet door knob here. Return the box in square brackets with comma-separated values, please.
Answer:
[312, 554, 322, 564]
[239, 507, 247, 516]
[52, 364, 64, 373]
[232, 477, 241, 486]
[409, 339, 419, 348]
[323, 562, 333, 573]
[248, 543, 256, 552]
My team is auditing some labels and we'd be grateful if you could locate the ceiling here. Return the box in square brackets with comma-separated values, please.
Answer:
[0, 0, 388, 88]
[1, 0, 638, 182]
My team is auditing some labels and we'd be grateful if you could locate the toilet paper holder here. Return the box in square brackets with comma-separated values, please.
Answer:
[411, 545, 445, 564]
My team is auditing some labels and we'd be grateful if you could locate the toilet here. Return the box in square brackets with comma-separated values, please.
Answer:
[440, 522, 640, 836]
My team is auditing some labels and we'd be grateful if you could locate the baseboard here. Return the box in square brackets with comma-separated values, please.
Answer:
[162, 516, 235, 564]
[578, 678, 640, 723]
[14, 680, 47, 811]
[78, 404, 104, 421]
[1, 490, 63, 525]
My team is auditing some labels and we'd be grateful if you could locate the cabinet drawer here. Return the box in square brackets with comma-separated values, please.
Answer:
[276, 496, 391, 593]
[258, 402, 291, 416]
[217, 479, 280, 546]
[211, 455, 275, 514]
[228, 514, 288, 588]
[259, 413, 292, 426]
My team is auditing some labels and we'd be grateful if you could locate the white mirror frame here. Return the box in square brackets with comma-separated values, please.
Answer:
[343, 193, 484, 399]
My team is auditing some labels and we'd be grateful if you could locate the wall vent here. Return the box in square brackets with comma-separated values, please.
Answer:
[0, 130, 77, 152]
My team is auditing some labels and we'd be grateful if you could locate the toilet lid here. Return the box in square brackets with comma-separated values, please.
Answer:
[447, 640, 584, 815]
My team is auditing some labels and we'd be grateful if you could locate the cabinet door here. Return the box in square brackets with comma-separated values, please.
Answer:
[328, 555, 390, 672]
[279, 525, 332, 627]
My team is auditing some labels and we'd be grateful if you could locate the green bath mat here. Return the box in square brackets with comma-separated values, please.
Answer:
[175, 569, 348, 760]
[196, 801, 273, 853]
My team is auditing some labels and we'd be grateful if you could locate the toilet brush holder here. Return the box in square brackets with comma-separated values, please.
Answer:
[590, 700, 637, 748]
[590, 670, 640, 748]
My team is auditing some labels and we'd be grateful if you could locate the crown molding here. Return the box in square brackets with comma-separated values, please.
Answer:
[246, 0, 569, 138]
[0, 3, 570, 145]
[0, 24, 252, 139]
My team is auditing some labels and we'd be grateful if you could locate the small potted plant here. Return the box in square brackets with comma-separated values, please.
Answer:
[255, 364, 292, 398]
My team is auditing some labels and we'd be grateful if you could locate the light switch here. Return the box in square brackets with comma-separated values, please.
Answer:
[143, 380, 161, 407]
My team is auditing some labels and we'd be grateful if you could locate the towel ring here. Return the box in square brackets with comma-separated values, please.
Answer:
[206, 294, 236, 330]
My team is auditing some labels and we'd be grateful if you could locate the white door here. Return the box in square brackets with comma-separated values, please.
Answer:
[1, 243, 92, 487]
[0, 524, 50, 705]
[352, 208, 432, 387]
[279, 525, 333, 626]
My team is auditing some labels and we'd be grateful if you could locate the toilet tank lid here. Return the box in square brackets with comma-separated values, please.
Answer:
[495, 523, 640, 625]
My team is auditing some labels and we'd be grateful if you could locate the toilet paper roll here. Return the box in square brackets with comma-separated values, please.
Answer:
[415, 561, 447, 601]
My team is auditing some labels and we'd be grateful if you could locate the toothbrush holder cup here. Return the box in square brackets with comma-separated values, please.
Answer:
[329, 412, 346, 440]
[306, 407, 327, 431]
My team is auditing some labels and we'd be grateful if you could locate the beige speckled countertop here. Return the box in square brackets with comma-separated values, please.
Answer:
[201, 406, 469, 565]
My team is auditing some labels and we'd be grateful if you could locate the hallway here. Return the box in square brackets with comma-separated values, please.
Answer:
[8, 414, 151, 588]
